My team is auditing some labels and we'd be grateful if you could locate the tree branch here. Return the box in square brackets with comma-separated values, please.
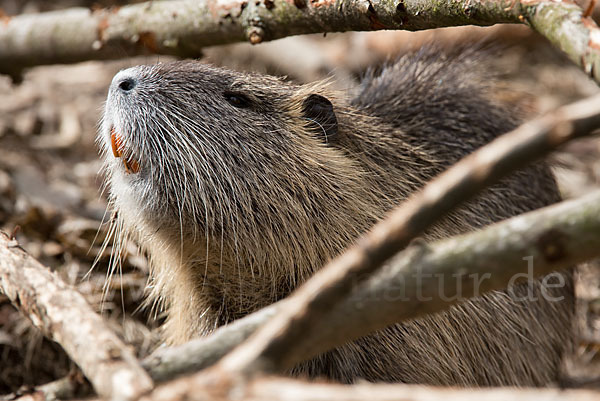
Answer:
[20, 375, 598, 401]
[562, 260, 600, 388]
[138, 375, 599, 401]
[0, 232, 153, 400]
[143, 304, 280, 383]
[245, 377, 598, 401]
[0, 0, 599, 83]
[301, 189, 600, 366]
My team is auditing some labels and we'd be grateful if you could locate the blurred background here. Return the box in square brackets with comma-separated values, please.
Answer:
[1, 0, 600, 393]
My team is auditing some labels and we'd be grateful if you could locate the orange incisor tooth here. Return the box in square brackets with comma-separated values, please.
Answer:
[124, 158, 140, 174]
[129, 159, 140, 173]
[111, 127, 140, 174]
[110, 127, 124, 158]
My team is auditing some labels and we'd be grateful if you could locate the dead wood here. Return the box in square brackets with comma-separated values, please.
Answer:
[0, 232, 153, 400]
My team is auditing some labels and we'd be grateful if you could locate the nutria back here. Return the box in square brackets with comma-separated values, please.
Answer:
[99, 48, 573, 386]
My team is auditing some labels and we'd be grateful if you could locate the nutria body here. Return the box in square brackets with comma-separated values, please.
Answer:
[100, 49, 573, 386]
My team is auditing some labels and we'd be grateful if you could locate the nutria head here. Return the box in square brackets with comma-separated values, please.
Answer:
[99, 61, 392, 342]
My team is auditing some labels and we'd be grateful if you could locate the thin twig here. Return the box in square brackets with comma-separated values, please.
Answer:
[143, 304, 280, 383]
[0, 232, 153, 400]
[584, 0, 597, 18]
[0, 0, 599, 83]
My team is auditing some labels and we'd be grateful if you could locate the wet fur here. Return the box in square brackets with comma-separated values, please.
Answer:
[100, 48, 573, 386]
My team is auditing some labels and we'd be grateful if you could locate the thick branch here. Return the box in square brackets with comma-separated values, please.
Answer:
[0, 232, 153, 400]
[206, 93, 600, 377]
[25, 375, 599, 401]
[0, 0, 600, 83]
[140, 375, 598, 401]
[245, 378, 597, 401]
[246, 377, 597, 401]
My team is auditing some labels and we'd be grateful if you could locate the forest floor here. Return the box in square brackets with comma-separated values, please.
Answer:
[1, 0, 600, 395]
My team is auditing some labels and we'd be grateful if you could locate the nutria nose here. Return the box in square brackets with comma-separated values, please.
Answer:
[117, 77, 136, 92]
[111, 68, 139, 94]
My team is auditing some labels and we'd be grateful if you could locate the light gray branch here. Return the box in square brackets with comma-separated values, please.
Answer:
[138, 375, 599, 401]
[1, 0, 600, 83]
[143, 304, 280, 383]
[310, 189, 600, 363]
[0, 232, 153, 400]
[245, 377, 597, 401]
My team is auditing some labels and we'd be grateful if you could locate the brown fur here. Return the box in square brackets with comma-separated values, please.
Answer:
[99, 48, 573, 386]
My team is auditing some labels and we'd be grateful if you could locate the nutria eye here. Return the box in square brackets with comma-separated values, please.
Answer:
[224, 92, 251, 108]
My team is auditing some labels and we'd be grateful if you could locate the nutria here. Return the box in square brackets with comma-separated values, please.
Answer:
[99, 48, 573, 387]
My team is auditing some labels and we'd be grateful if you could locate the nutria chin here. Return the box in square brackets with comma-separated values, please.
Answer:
[99, 48, 573, 387]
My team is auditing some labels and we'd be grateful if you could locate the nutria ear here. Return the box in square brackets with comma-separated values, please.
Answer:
[301, 94, 338, 142]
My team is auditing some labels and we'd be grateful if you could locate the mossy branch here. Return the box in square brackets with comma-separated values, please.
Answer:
[0, 0, 599, 83]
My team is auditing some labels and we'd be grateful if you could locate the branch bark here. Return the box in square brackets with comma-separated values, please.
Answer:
[20, 375, 599, 401]
[204, 93, 600, 378]
[303, 189, 600, 366]
[562, 260, 600, 388]
[140, 375, 599, 401]
[245, 377, 598, 401]
[0, 232, 153, 400]
[0, 0, 600, 83]
[143, 304, 280, 383]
